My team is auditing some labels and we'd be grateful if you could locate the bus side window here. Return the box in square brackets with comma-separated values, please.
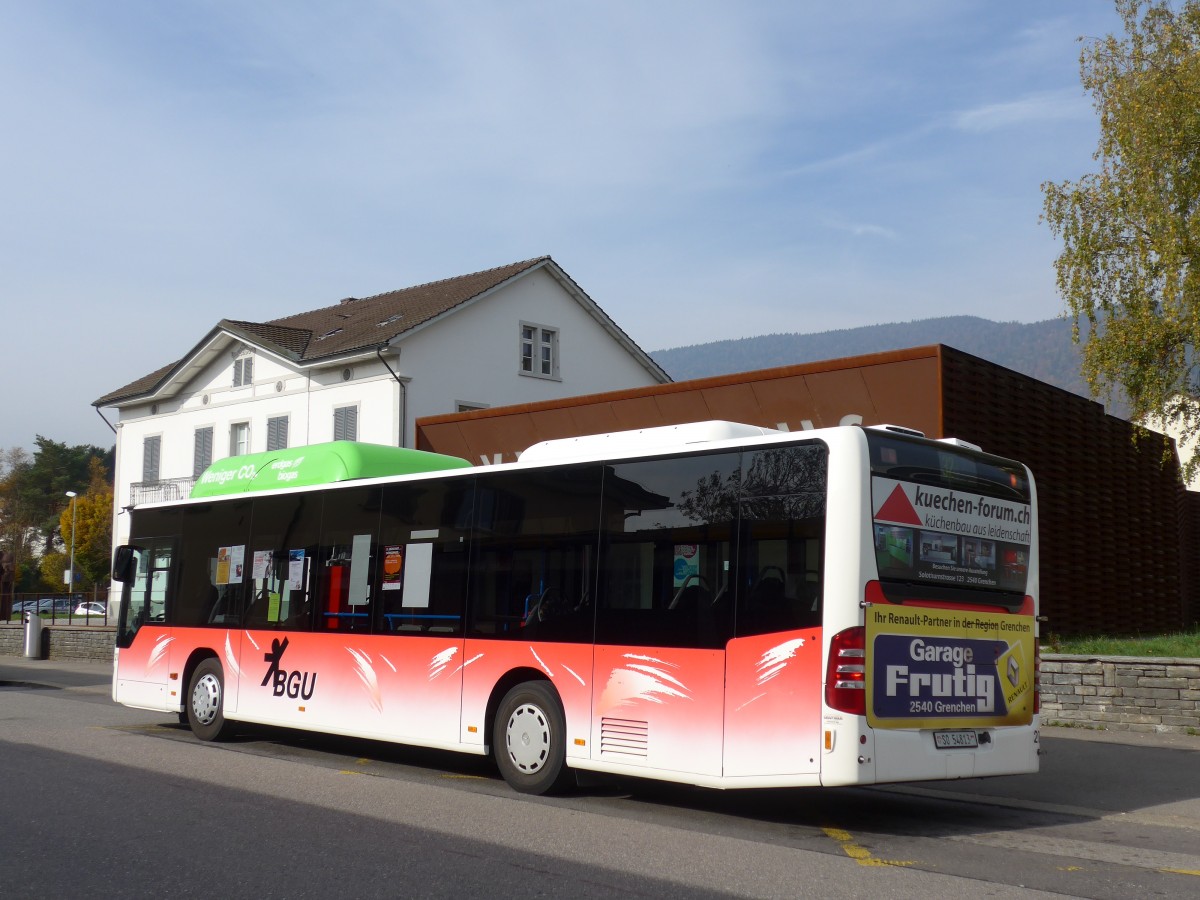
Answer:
[245, 494, 321, 631]
[467, 466, 599, 644]
[597, 452, 739, 649]
[736, 443, 827, 637]
[379, 481, 473, 636]
[178, 501, 250, 627]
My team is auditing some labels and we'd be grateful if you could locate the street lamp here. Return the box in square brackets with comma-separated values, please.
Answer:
[65, 491, 77, 594]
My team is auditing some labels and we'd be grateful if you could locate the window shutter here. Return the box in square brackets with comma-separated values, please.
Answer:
[143, 436, 161, 483]
[193, 427, 213, 477]
[334, 406, 358, 441]
[266, 416, 289, 451]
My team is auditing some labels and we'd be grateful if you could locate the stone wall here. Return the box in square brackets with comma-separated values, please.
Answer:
[0, 624, 115, 661]
[1040, 653, 1200, 734]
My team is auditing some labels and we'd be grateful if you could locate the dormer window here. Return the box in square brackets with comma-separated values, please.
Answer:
[232, 352, 254, 387]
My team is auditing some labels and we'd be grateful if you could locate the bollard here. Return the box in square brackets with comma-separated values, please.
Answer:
[23, 611, 44, 659]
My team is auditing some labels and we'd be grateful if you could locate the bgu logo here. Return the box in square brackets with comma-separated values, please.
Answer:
[261, 636, 317, 700]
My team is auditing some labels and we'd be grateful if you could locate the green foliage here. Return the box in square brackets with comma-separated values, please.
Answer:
[1048, 627, 1200, 659]
[1042, 0, 1200, 477]
[38, 550, 69, 591]
[56, 458, 114, 588]
[0, 437, 113, 589]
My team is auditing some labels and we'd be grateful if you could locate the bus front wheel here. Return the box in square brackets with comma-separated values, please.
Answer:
[493, 681, 572, 795]
[187, 658, 235, 742]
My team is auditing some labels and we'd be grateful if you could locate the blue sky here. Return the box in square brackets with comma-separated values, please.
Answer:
[0, 1, 1123, 451]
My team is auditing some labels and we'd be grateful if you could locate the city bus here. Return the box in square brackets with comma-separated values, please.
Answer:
[110, 421, 1040, 794]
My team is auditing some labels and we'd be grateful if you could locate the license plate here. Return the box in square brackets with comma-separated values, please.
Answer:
[933, 730, 979, 750]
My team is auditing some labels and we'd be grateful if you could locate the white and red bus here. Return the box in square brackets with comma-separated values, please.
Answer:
[111, 421, 1039, 794]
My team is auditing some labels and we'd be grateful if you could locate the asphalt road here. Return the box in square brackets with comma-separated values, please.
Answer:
[2, 656, 1199, 899]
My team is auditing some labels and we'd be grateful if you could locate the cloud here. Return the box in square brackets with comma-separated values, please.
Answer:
[954, 89, 1090, 133]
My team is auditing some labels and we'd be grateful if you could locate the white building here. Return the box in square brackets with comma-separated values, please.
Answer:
[94, 256, 669, 553]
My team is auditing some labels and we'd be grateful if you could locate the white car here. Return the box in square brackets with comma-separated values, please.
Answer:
[73, 602, 108, 618]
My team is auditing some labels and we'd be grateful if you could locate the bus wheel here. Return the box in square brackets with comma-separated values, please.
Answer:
[493, 681, 572, 795]
[187, 658, 235, 742]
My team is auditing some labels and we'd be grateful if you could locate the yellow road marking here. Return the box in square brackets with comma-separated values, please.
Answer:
[1160, 868, 1200, 877]
[822, 827, 914, 868]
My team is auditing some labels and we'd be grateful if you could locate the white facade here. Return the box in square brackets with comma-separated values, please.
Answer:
[101, 261, 667, 554]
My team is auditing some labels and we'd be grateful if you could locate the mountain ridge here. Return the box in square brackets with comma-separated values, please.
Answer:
[647, 315, 1121, 415]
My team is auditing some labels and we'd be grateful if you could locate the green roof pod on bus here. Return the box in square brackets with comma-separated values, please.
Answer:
[189, 441, 472, 498]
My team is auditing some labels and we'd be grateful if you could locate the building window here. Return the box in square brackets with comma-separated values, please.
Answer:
[233, 353, 254, 387]
[142, 435, 161, 483]
[193, 427, 213, 477]
[333, 405, 358, 442]
[455, 401, 489, 413]
[230, 422, 250, 457]
[266, 416, 289, 452]
[520, 322, 559, 379]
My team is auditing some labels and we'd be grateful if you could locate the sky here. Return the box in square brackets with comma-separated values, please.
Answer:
[0, 0, 1126, 453]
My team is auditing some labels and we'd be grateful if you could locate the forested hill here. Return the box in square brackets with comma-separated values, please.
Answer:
[648, 315, 1121, 416]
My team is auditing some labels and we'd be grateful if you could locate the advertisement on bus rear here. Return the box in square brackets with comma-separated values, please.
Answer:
[865, 606, 1036, 729]
[871, 476, 1031, 594]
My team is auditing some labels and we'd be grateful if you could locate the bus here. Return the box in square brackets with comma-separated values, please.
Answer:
[110, 422, 1039, 794]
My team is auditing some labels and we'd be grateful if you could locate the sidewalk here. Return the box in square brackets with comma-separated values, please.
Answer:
[0, 655, 113, 692]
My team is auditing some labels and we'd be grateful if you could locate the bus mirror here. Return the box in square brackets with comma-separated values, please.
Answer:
[112, 546, 137, 582]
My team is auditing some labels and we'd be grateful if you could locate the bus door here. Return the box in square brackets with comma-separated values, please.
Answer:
[591, 452, 743, 778]
[723, 510, 823, 777]
[113, 539, 178, 712]
[723, 447, 827, 778]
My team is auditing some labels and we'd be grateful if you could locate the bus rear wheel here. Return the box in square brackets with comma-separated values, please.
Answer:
[187, 658, 235, 742]
[493, 681, 572, 795]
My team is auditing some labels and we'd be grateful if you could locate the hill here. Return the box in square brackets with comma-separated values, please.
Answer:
[648, 315, 1126, 417]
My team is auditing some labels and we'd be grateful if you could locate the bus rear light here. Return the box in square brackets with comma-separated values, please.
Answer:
[826, 626, 866, 716]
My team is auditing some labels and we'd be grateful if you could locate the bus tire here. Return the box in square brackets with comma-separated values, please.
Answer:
[493, 681, 572, 795]
[187, 658, 235, 742]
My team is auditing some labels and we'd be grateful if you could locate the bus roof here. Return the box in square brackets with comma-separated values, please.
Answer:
[190, 441, 472, 498]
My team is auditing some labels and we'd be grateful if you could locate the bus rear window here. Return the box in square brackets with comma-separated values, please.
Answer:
[867, 431, 1032, 604]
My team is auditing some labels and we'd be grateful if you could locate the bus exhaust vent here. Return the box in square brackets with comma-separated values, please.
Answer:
[600, 717, 649, 758]
[937, 436, 983, 452]
[867, 424, 926, 438]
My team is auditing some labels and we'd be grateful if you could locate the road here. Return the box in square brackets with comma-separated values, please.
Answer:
[2, 656, 1199, 899]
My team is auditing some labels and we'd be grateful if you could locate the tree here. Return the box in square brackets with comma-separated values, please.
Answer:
[1042, 0, 1200, 476]
[0, 437, 113, 591]
[55, 458, 114, 589]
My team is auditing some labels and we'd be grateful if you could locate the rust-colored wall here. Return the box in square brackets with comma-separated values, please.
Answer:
[416, 344, 1197, 635]
[418, 348, 942, 464]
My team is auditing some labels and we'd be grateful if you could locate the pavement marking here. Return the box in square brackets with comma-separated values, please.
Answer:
[821, 826, 915, 868]
[949, 831, 1200, 876]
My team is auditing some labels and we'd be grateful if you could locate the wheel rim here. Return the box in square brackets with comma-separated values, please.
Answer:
[191, 672, 221, 726]
[504, 702, 551, 773]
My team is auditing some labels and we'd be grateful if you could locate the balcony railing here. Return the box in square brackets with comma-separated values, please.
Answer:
[130, 476, 197, 506]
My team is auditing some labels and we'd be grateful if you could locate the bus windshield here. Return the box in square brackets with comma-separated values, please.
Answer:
[867, 430, 1032, 605]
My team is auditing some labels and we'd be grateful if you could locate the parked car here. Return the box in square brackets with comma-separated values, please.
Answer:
[74, 601, 107, 617]
[36, 598, 74, 615]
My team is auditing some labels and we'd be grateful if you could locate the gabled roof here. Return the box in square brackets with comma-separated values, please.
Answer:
[95, 256, 669, 407]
